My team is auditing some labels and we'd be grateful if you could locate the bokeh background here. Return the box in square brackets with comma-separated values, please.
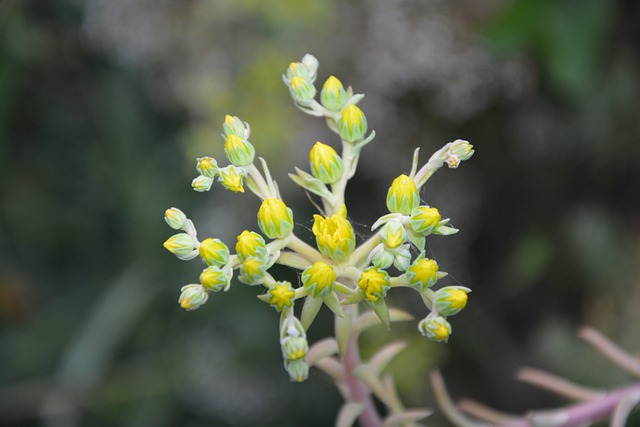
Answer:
[2, 0, 640, 426]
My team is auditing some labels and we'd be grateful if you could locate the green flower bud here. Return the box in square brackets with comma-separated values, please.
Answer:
[224, 134, 255, 166]
[302, 262, 337, 298]
[320, 76, 347, 111]
[300, 54, 319, 82]
[163, 233, 199, 260]
[418, 314, 451, 343]
[386, 174, 419, 215]
[448, 139, 474, 162]
[238, 256, 267, 285]
[309, 141, 343, 184]
[257, 198, 294, 240]
[192, 175, 213, 192]
[370, 244, 394, 269]
[178, 284, 208, 311]
[282, 335, 308, 361]
[217, 165, 246, 193]
[338, 104, 367, 143]
[410, 206, 441, 234]
[235, 230, 267, 261]
[405, 258, 439, 290]
[379, 221, 406, 249]
[164, 207, 187, 230]
[434, 286, 470, 316]
[357, 267, 390, 304]
[393, 245, 412, 272]
[199, 238, 229, 266]
[289, 76, 316, 104]
[196, 157, 218, 178]
[285, 61, 310, 81]
[199, 266, 229, 292]
[223, 115, 247, 139]
[284, 358, 309, 383]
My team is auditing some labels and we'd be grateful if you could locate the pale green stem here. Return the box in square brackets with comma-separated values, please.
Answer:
[275, 251, 313, 271]
[328, 142, 358, 215]
[342, 304, 382, 427]
[285, 233, 326, 263]
[247, 163, 273, 199]
[349, 233, 382, 270]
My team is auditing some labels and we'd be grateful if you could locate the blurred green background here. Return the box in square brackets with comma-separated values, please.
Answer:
[1, 0, 640, 426]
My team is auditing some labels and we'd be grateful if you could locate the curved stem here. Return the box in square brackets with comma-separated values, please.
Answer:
[343, 304, 382, 427]
[285, 234, 326, 263]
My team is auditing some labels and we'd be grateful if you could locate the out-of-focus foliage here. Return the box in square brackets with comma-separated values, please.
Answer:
[1, 0, 640, 426]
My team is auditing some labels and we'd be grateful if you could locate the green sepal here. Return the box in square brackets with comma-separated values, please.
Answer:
[334, 281, 356, 296]
[434, 224, 459, 235]
[355, 308, 413, 334]
[306, 338, 339, 367]
[322, 291, 344, 318]
[371, 213, 404, 231]
[371, 300, 391, 331]
[288, 167, 334, 201]
[336, 403, 364, 427]
[301, 295, 323, 331]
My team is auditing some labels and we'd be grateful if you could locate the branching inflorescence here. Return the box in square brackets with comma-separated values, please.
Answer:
[163, 54, 474, 427]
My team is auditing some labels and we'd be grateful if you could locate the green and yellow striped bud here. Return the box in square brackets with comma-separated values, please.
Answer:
[418, 314, 451, 343]
[192, 175, 213, 192]
[223, 115, 247, 139]
[164, 207, 187, 230]
[286, 61, 311, 81]
[410, 206, 441, 234]
[282, 335, 308, 361]
[196, 157, 218, 178]
[405, 258, 439, 290]
[235, 230, 267, 261]
[434, 286, 470, 316]
[312, 205, 355, 261]
[358, 267, 391, 304]
[285, 359, 309, 383]
[257, 198, 294, 240]
[238, 256, 267, 285]
[224, 134, 255, 166]
[309, 141, 343, 184]
[320, 76, 347, 112]
[338, 104, 367, 143]
[163, 233, 199, 260]
[302, 262, 336, 298]
[448, 139, 474, 162]
[289, 76, 316, 104]
[178, 284, 208, 311]
[198, 238, 229, 267]
[379, 221, 406, 249]
[263, 280, 296, 311]
[386, 174, 419, 215]
[217, 165, 245, 193]
[199, 266, 229, 292]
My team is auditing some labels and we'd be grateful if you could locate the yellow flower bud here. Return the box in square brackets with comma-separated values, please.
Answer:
[386, 174, 419, 215]
[357, 267, 390, 304]
[418, 314, 451, 343]
[309, 141, 343, 184]
[217, 165, 245, 193]
[282, 336, 308, 361]
[163, 233, 199, 260]
[223, 115, 247, 138]
[199, 266, 229, 292]
[257, 198, 294, 240]
[286, 61, 310, 80]
[312, 205, 355, 261]
[191, 175, 213, 192]
[338, 104, 367, 143]
[178, 284, 208, 311]
[199, 238, 229, 267]
[265, 281, 296, 311]
[164, 207, 187, 230]
[289, 76, 316, 103]
[235, 230, 267, 261]
[302, 262, 337, 298]
[224, 134, 255, 166]
[405, 258, 439, 290]
[196, 157, 218, 178]
[320, 76, 347, 111]
[410, 206, 441, 234]
[238, 256, 267, 285]
[380, 222, 406, 249]
[434, 286, 470, 316]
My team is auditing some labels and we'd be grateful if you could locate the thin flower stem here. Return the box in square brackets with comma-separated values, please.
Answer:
[516, 367, 604, 401]
[247, 163, 273, 199]
[343, 304, 382, 427]
[579, 326, 640, 378]
[286, 234, 326, 263]
[349, 234, 382, 269]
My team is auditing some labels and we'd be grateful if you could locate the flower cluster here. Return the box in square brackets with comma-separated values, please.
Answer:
[163, 54, 474, 383]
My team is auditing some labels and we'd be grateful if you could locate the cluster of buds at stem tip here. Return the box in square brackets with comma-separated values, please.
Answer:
[163, 53, 476, 383]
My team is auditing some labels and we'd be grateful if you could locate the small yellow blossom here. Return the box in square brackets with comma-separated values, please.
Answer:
[199, 238, 229, 267]
[380, 222, 405, 249]
[196, 157, 218, 178]
[405, 258, 439, 290]
[338, 104, 367, 143]
[200, 266, 228, 292]
[217, 165, 245, 192]
[410, 206, 441, 234]
[434, 286, 470, 316]
[235, 230, 267, 261]
[302, 262, 337, 298]
[357, 267, 390, 304]
[267, 281, 296, 311]
[312, 205, 355, 261]
[419, 314, 451, 343]
[238, 256, 267, 285]
[386, 174, 419, 215]
[309, 141, 343, 184]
